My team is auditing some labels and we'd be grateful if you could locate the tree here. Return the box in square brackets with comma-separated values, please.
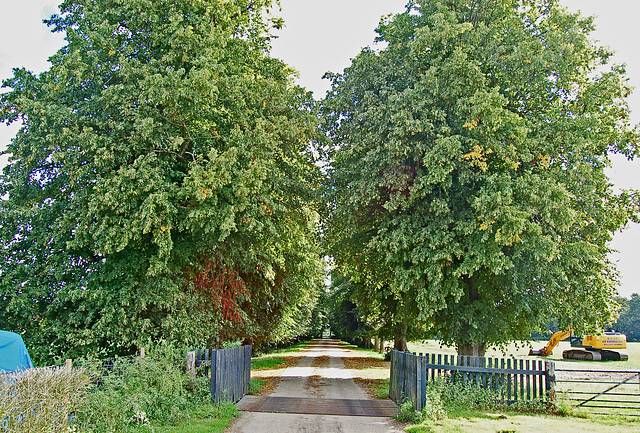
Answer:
[322, 0, 639, 356]
[613, 294, 640, 342]
[0, 0, 324, 363]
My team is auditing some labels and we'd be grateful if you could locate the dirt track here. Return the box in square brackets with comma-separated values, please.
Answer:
[228, 339, 403, 433]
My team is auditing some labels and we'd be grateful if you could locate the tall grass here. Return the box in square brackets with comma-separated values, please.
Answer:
[396, 377, 550, 425]
[0, 366, 90, 433]
[1, 344, 238, 433]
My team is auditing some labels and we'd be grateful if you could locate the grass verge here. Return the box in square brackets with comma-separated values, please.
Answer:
[406, 411, 640, 433]
[353, 378, 390, 399]
[144, 402, 238, 433]
[251, 357, 287, 370]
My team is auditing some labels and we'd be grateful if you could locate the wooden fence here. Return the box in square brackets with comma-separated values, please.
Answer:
[188, 345, 252, 403]
[390, 350, 555, 410]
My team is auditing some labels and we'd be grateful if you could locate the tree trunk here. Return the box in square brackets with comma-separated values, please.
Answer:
[394, 323, 408, 352]
[457, 342, 486, 357]
[456, 276, 485, 357]
[374, 336, 381, 353]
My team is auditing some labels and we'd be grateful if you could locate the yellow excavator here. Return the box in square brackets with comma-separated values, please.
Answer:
[529, 330, 628, 361]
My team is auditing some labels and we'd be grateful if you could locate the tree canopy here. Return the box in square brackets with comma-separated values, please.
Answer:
[321, 0, 639, 355]
[0, 0, 324, 363]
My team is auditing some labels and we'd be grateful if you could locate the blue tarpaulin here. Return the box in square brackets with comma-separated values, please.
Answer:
[0, 330, 34, 372]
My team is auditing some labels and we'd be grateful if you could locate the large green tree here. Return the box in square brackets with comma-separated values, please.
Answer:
[322, 0, 639, 355]
[0, 0, 323, 363]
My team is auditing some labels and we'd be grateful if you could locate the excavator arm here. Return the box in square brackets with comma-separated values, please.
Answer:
[529, 330, 572, 356]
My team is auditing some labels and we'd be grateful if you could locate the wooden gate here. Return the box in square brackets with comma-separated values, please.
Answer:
[555, 368, 640, 416]
[191, 345, 252, 403]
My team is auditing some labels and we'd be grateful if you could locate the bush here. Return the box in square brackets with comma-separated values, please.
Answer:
[0, 366, 90, 433]
[75, 344, 212, 432]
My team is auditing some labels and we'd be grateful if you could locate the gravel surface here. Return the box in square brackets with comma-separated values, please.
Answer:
[228, 339, 404, 433]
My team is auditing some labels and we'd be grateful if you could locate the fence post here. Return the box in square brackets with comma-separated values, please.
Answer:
[415, 355, 424, 411]
[65, 359, 72, 372]
[139, 347, 145, 361]
[545, 361, 555, 403]
[210, 349, 218, 402]
[186, 351, 196, 377]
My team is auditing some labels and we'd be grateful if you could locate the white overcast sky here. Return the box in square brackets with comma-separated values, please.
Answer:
[1, 1, 640, 297]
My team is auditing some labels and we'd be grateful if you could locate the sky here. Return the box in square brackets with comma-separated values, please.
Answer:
[1, 1, 640, 298]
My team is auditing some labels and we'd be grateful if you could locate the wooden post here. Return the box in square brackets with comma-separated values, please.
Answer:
[545, 361, 556, 402]
[186, 351, 196, 377]
[210, 349, 218, 402]
[65, 359, 72, 372]
[139, 347, 145, 360]
[415, 355, 424, 411]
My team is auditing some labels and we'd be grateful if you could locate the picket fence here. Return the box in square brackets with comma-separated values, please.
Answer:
[390, 350, 555, 410]
[189, 345, 252, 403]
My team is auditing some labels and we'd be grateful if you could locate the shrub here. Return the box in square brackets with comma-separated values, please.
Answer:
[0, 366, 90, 433]
[75, 344, 212, 432]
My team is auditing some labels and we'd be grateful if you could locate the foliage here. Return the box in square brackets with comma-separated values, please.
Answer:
[0, 0, 324, 363]
[321, 0, 640, 355]
[76, 345, 213, 432]
[612, 294, 640, 341]
[395, 400, 424, 424]
[327, 274, 372, 344]
[0, 366, 91, 433]
[327, 273, 425, 350]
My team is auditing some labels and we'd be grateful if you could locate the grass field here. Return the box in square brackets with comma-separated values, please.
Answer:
[407, 340, 640, 370]
[405, 339, 640, 422]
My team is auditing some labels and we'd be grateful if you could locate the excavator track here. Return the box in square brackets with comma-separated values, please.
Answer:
[562, 349, 602, 361]
[562, 349, 628, 361]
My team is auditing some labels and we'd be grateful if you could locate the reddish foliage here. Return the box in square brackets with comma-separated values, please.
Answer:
[186, 258, 249, 323]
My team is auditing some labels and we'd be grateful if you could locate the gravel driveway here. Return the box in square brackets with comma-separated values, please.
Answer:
[228, 339, 404, 433]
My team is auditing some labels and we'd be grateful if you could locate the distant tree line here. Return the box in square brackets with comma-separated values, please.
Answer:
[613, 294, 640, 342]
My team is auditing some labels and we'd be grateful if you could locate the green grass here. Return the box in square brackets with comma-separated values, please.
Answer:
[136, 402, 238, 433]
[339, 342, 385, 359]
[248, 378, 268, 395]
[263, 341, 311, 356]
[251, 356, 287, 370]
[406, 411, 640, 433]
[407, 340, 640, 370]
[367, 378, 390, 399]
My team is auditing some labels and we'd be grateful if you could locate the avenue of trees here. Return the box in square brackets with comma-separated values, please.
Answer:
[1, 0, 638, 362]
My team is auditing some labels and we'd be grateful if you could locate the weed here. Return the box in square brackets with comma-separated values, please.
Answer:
[395, 400, 424, 424]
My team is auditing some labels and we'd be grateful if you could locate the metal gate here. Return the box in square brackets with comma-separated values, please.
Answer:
[555, 368, 640, 416]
